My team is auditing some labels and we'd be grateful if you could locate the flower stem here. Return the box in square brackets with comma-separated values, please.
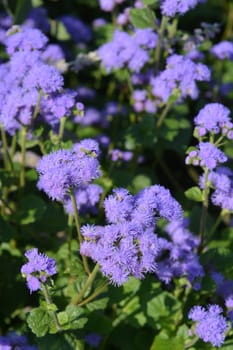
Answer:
[0, 125, 13, 171]
[155, 16, 168, 73]
[19, 126, 27, 189]
[32, 90, 42, 122]
[198, 168, 210, 252]
[70, 189, 90, 275]
[42, 283, 62, 333]
[58, 117, 66, 141]
[156, 100, 173, 129]
[71, 264, 100, 305]
[77, 281, 108, 307]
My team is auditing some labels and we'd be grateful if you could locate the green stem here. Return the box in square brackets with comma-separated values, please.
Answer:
[58, 117, 66, 141]
[76, 282, 108, 307]
[198, 168, 210, 252]
[156, 101, 173, 128]
[67, 214, 73, 269]
[42, 283, 62, 332]
[32, 90, 42, 122]
[19, 126, 27, 189]
[10, 134, 17, 159]
[184, 335, 199, 349]
[205, 213, 222, 246]
[70, 189, 90, 275]
[0, 126, 13, 171]
[2, 0, 13, 16]
[71, 264, 100, 305]
[155, 16, 168, 73]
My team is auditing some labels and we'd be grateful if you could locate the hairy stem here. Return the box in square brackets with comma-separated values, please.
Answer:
[19, 126, 27, 189]
[155, 16, 168, 72]
[71, 264, 100, 305]
[58, 117, 66, 141]
[156, 100, 172, 129]
[77, 282, 108, 307]
[43, 283, 62, 332]
[70, 189, 90, 275]
[198, 168, 210, 252]
[1, 126, 13, 171]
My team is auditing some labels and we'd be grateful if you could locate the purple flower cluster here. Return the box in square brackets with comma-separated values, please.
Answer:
[133, 89, 157, 113]
[0, 26, 67, 134]
[188, 304, 228, 347]
[156, 219, 203, 287]
[203, 167, 233, 211]
[37, 139, 101, 201]
[150, 54, 210, 103]
[194, 103, 233, 138]
[80, 186, 183, 285]
[211, 41, 233, 60]
[109, 149, 133, 162]
[64, 184, 103, 215]
[185, 142, 227, 170]
[0, 332, 37, 350]
[21, 248, 56, 293]
[98, 29, 157, 72]
[99, 0, 126, 12]
[160, 0, 204, 17]
[60, 15, 92, 44]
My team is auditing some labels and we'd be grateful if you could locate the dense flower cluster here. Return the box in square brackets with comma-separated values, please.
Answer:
[98, 29, 157, 72]
[188, 304, 228, 347]
[0, 332, 37, 350]
[80, 186, 183, 285]
[194, 103, 233, 138]
[37, 139, 101, 201]
[150, 54, 210, 103]
[160, 0, 204, 17]
[64, 183, 103, 215]
[201, 167, 233, 211]
[185, 142, 227, 170]
[21, 248, 56, 293]
[156, 220, 203, 287]
[211, 41, 233, 60]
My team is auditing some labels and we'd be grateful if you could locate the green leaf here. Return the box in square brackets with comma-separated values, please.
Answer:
[151, 334, 184, 350]
[27, 307, 53, 337]
[37, 332, 83, 350]
[16, 194, 47, 225]
[143, 0, 156, 5]
[185, 186, 203, 202]
[14, 0, 32, 24]
[129, 8, 156, 29]
[57, 305, 88, 330]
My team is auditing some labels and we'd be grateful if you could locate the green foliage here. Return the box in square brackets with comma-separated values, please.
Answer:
[185, 186, 203, 202]
[151, 333, 185, 350]
[27, 307, 54, 337]
[129, 8, 156, 29]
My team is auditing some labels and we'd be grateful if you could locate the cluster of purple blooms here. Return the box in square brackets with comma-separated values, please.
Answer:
[150, 54, 210, 103]
[0, 26, 82, 135]
[79, 185, 202, 286]
[0, 332, 37, 350]
[98, 29, 158, 73]
[156, 219, 204, 288]
[186, 103, 233, 171]
[211, 41, 233, 60]
[199, 167, 233, 211]
[21, 248, 56, 293]
[194, 103, 233, 139]
[37, 139, 101, 208]
[109, 149, 133, 162]
[160, 0, 204, 17]
[188, 304, 228, 347]
[133, 89, 157, 113]
[185, 142, 227, 170]
[212, 271, 233, 321]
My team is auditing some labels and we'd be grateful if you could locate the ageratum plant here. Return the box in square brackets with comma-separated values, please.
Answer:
[0, 0, 233, 349]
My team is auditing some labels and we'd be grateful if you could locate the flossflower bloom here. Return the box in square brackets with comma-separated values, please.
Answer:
[21, 248, 56, 293]
[188, 304, 228, 347]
